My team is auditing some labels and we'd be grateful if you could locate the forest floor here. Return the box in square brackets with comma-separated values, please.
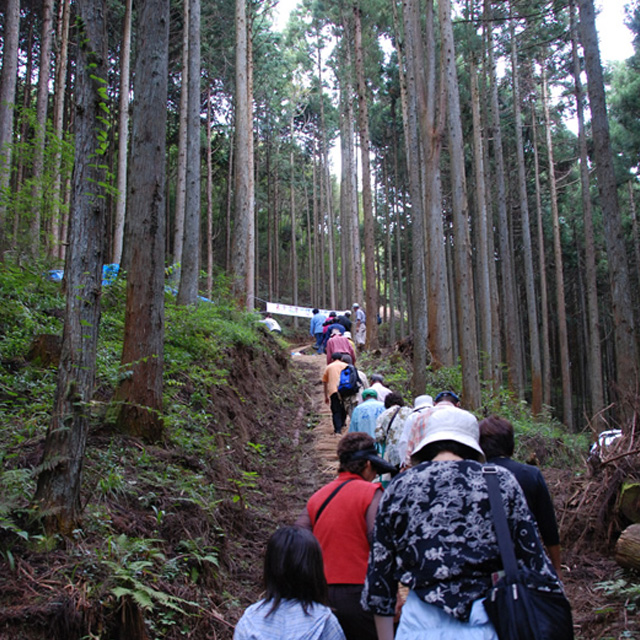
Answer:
[277, 346, 639, 640]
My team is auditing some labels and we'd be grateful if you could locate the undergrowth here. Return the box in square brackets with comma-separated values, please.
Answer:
[0, 264, 299, 639]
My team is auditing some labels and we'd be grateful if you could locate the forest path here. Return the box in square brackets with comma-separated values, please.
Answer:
[290, 348, 341, 480]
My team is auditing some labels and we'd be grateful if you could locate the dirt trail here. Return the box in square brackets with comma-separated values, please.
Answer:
[290, 350, 341, 478]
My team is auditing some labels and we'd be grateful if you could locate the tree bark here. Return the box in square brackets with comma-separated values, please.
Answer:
[440, 0, 481, 408]
[541, 65, 572, 427]
[509, 14, 543, 416]
[112, 0, 133, 266]
[177, 0, 202, 306]
[0, 0, 20, 254]
[570, 0, 604, 424]
[172, 0, 189, 274]
[33, 0, 109, 533]
[485, 0, 524, 397]
[115, 0, 169, 443]
[231, 0, 255, 310]
[353, 0, 378, 349]
[50, 0, 71, 262]
[401, 0, 428, 394]
[470, 57, 493, 383]
[578, 0, 638, 426]
[29, 0, 54, 257]
[530, 104, 552, 407]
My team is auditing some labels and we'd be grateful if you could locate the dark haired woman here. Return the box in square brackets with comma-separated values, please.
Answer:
[233, 526, 345, 639]
[363, 407, 563, 640]
[296, 432, 395, 640]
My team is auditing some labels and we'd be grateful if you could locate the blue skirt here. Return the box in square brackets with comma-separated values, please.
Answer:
[396, 590, 498, 640]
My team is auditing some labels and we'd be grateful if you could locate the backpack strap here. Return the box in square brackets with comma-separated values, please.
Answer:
[312, 479, 356, 526]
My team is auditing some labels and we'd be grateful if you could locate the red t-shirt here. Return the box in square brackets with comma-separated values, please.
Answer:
[307, 472, 381, 584]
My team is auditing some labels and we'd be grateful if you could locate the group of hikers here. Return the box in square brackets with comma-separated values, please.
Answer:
[233, 321, 569, 640]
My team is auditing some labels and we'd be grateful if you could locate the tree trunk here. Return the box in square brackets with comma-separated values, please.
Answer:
[571, 0, 605, 423]
[578, 0, 639, 427]
[177, 0, 201, 306]
[112, 0, 133, 266]
[206, 84, 214, 299]
[50, 0, 71, 262]
[485, 0, 524, 397]
[614, 524, 640, 570]
[440, 0, 480, 408]
[530, 104, 552, 407]
[422, 0, 452, 368]
[28, 0, 54, 257]
[231, 0, 255, 310]
[115, 0, 169, 443]
[353, 0, 378, 348]
[0, 0, 20, 254]
[401, 0, 428, 394]
[173, 0, 189, 272]
[290, 113, 299, 314]
[470, 57, 493, 383]
[509, 15, 543, 416]
[33, 0, 108, 534]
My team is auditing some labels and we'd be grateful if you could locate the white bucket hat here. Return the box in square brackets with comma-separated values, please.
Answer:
[413, 394, 433, 409]
[411, 407, 485, 460]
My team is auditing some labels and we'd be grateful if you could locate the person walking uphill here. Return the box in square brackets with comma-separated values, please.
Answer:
[233, 526, 345, 640]
[362, 407, 564, 640]
[322, 353, 347, 434]
[479, 415, 563, 575]
[352, 303, 366, 348]
[326, 328, 356, 365]
[296, 433, 395, 640]
[348, 388, 385, 438]
[310, 308, 327, 354]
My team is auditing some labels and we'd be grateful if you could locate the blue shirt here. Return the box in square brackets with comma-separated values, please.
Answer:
[349, 399, 385, 438]
[234, 599, 346, 640]
[310, 313, 327, 336]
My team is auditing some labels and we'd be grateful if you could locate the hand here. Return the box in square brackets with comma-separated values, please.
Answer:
[324, 397, 329, 404]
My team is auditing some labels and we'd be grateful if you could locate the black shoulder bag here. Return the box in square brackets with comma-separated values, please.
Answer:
[482, 466, 574, 640]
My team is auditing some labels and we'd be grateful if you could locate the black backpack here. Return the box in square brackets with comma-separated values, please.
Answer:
[338, 364, 360, 397]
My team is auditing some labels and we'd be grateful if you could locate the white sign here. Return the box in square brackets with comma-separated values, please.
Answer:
[266, 302, 349, 318]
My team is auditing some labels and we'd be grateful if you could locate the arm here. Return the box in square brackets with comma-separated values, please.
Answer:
[294, 507, 312, 531]
[546, 544, 563, 578]
[365, 488, 383, 543]
[323, 381, 330, 404]
[374, 615, 394, 640]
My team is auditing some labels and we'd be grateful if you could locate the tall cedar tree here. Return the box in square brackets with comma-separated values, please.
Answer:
[33, 0, 109, 534]
[114, 0, 170, 442]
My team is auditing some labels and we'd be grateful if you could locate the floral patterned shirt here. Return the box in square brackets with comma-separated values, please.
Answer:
[362, 460, 560, 621]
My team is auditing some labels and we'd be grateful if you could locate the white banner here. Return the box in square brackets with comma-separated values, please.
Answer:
[266, 302, 348, 319]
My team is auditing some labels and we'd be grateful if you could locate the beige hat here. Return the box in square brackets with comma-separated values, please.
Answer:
[411, 407, 485, 460]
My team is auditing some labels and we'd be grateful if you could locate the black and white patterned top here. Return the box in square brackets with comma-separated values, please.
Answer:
[362, 460, 561, 621]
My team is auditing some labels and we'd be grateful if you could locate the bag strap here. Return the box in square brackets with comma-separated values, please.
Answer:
[385, 407, 402, 440]
[313, 479, 356, 526]
[483, 466, 519, 581]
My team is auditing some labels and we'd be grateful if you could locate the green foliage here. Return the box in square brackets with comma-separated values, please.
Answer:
[0, 108, 75, 253]
[595, 570, 640, 616]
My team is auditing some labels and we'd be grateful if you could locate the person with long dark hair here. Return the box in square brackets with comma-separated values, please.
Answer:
[234, 526, 345, 639]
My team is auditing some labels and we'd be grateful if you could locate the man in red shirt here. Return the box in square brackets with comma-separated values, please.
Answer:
[325, 328, 356, 365]
[296, 433, 395, 640]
